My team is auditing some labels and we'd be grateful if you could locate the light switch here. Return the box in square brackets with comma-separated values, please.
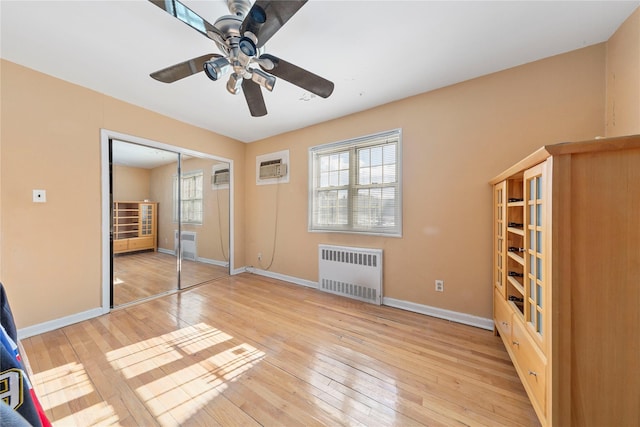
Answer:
[33, 189, 46, 203]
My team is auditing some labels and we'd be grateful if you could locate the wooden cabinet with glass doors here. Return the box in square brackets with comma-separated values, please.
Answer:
[490, 134, 640, 427]
[113, 201, 157, 254]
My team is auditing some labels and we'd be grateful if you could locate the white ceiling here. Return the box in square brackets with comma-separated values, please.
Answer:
[1, 1, 638, 143]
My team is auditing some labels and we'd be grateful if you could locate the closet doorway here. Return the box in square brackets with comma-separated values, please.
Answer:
[103, 132, 233, 308]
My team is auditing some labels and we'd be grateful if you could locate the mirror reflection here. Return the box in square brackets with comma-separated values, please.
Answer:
[111, 140, 230, 306]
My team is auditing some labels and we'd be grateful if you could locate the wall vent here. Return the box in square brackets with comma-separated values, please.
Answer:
[318, 244, 383, 305]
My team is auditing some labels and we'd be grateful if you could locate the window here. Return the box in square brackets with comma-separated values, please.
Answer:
[309, 129, 402, 236]
[174, 170, 203, 224]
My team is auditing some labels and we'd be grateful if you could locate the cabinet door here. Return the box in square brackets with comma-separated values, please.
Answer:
[493, 181, 507, 297]
[523, 163, 546, 346]
[139, 203, 154, 237]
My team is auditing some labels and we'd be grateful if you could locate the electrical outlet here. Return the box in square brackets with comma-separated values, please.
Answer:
[435, 280, 444, 292]
[258, 252, 262, 261]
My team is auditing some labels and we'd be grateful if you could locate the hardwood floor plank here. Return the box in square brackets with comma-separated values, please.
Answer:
[22, 273, 540, 426]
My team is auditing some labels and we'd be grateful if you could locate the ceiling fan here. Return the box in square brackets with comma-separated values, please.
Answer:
[148, 0, 334, 117]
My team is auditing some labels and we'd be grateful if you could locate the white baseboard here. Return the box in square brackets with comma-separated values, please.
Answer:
[231, 266, 247, 275]
[246, 267, 318, 289]
[245, 268, 492, 330]
[383, 297, 494, 330]
[196, 257, 229, 268]
[17, 307, 105, 339]
[157, 248, 229, 268]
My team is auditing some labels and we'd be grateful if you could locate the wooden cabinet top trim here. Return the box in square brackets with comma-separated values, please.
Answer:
[489, 133, 640, 184]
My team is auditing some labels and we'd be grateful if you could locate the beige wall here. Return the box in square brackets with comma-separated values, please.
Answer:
[606, 7, 640, 136]
[113, 165, 151, 201]
[0, 59, 245, 328]
[244, 44, 607, 319]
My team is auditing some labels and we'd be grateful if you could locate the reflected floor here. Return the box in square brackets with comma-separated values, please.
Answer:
[113, 251, 228, 306]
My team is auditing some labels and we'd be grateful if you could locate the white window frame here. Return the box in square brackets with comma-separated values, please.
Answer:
[174, 170, 204, 224]
[308, 129, 402, 237]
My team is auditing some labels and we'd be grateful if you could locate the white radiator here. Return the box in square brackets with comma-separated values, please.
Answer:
[175, 230, 197, 261]
[318, 244, 383, 305]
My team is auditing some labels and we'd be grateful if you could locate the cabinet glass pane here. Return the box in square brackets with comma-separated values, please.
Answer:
[537, 310, 543, 334]
[530, 230, 535, 249]
[529, 179, 535, 200]
[530, 278, 535, 298]
[529, 204, 535, 224]
[537, 176, 543, 199]
[537, 231, 542, 253]
[530, 304, 535, 323]
[536, 203, 542, 226]
[536, 257, 542, 280]
[537, 284, 543, 307]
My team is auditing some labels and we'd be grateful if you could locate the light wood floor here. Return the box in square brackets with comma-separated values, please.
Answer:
[22, 274, 540, 426]
[113, 251, 229, 306]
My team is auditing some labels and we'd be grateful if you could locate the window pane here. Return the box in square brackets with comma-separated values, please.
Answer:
[330, 154, 339, 170]
[383, 164, 396, 183]
[329, 170, 339, 187]
[320, 155, 329, 172]
[381, 187, 396, 226]
[320, 171, 329, 187]
[359, 149, 370, 167]
[371, 165, 383, 184]
[371, 146, 383, 166]
[383, 145, 396, 165]
[339, 152, 350, 169]
[339, 170, 349, 186]
[359, 167, 370, 185]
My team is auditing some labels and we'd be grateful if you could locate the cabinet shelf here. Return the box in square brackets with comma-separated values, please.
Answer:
[507, 227, 525, 236]
[507, 251, 525, 265]
[508, 201, 525, 207]
[113, 201, 157, 254]
[507, 276, 525, 295]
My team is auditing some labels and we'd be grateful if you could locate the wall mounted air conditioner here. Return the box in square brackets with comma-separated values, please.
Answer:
[212, 168, 230, 185]
[259, 159, 287, 180]
[256, 150, 289, 185]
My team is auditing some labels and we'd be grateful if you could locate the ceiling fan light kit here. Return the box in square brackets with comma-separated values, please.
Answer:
[149, 0, 334, 117]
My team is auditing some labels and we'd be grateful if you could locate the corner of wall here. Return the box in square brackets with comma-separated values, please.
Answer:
[605, 7, 640, 137]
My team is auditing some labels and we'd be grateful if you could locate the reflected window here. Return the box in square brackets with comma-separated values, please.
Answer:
[174, 170, 204, 224]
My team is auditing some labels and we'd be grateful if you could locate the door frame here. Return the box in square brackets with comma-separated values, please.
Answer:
[100, 129, 235, 313]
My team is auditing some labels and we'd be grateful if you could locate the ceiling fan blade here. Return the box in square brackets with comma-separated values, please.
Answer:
[259, 54, 334, 98]
[241, 0, 308, 48]
[150, 54, 221, 83]
[148, 0, 223, 41]
[242, 79, 268, 117]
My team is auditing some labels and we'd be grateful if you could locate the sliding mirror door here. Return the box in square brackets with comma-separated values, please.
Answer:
[110, 138, 231, 307]
[111, 140, 179, 306]
[177, 157, 230, 288]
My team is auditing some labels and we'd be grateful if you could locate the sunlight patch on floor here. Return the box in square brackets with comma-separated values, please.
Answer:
[105, 323, 233, 379]
[32, 362, 94, 410]
[53, 402, 118, 426]
[107, 323, 265, 425]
